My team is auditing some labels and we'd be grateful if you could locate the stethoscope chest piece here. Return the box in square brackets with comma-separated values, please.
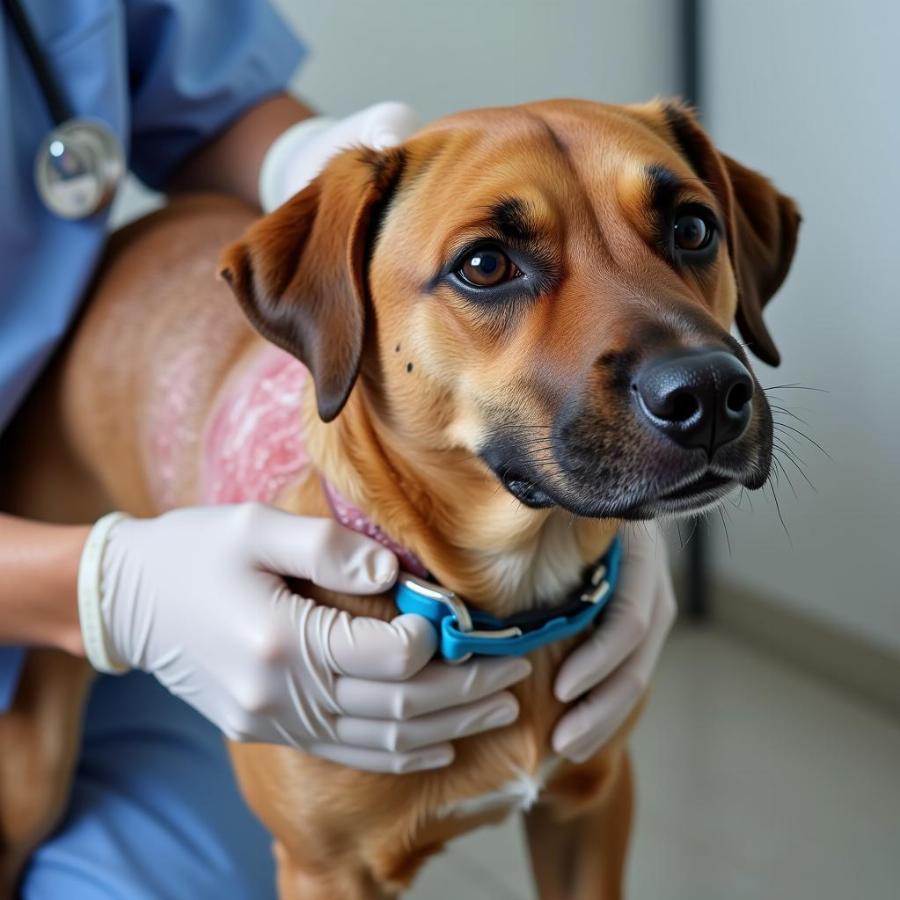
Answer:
[35, 118, 125, 220]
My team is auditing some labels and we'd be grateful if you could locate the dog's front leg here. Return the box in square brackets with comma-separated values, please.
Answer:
[274, 840, 396, 900]
[523, 748, 634, 900]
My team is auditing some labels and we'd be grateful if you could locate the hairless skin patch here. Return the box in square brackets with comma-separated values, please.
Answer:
[201, 346, 311, 505]
[147, 342, 220, 511]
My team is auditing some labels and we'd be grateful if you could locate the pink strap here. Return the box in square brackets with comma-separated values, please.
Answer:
[322, 478, 429, 578]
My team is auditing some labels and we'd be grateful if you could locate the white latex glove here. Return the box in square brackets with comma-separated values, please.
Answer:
[259, 101, 421, 212]
[552, 522, 676, 763]
[78, 503, 530, 774]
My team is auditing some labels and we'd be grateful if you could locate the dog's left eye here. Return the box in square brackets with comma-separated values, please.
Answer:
[672, 208, 717, 254]
[456, 246, 520, 288]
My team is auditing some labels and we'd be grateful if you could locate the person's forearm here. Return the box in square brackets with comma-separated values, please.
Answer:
[167, 93, 317, 208]
[0, 514, 89, 656]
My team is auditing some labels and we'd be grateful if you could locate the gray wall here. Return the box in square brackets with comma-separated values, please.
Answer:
[275, 0, 681, 116]
[704, 0, 900, 652]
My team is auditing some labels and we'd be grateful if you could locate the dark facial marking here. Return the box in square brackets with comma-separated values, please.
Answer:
[366, 147, 409, 251]
[663, 104, 709, 182]
[646, 164, 682, 214]
[406, 362, 413, 373]
[488, 197, 538, 244]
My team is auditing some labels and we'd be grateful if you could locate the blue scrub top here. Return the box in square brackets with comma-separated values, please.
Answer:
[0, 0, 305, 711]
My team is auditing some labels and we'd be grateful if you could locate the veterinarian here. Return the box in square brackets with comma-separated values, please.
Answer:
[0, 1, 675, 896]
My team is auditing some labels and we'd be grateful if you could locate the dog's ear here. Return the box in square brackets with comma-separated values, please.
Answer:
[220, 147, 405, 421]
[661, 102, 801, 366]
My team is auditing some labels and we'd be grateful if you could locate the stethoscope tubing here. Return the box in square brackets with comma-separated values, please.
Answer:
[3, 0, 74, 125]
[3, 0, 125, 219]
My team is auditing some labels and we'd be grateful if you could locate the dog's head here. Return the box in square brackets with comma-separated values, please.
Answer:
[221, 99, 799, 520]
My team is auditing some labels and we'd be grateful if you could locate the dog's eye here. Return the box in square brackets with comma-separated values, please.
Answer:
[673, 211, 715, 252]
[457, 246, 519, 287]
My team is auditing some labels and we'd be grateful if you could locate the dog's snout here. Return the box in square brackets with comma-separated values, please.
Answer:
[633, 349, 754, 456]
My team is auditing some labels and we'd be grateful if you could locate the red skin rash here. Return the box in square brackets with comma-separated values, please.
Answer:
[200, 346, 311, 505]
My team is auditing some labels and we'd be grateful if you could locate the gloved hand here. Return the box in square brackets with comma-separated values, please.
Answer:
[259, 101, 421, 212]
[552, 523, 676, 763]
[78, 503, 530, 774]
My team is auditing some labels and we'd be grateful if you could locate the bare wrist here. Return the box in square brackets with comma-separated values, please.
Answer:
[0, 515, 91, 656]
[55, 524, 92, 656]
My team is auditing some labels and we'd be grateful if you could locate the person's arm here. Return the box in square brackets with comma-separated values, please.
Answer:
[124, 0, 419, 212]
[166, 93, 316, 208]
[0, 515, 88, 656]
[2, 504, 529, 773]
[166, 94, 421, 212]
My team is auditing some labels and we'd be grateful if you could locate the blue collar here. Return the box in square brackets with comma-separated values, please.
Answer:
[394, 537, 622, 663]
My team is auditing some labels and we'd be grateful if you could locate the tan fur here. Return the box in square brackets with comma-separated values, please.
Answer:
[0, 100, 798, 898]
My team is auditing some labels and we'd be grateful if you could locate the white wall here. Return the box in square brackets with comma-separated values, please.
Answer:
[704, 0, 900, 652]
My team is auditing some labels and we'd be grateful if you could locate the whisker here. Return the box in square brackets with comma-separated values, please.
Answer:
[772, 439, 817, 492]
[766, 478, 792, 544]
[718, 507, 733, 556]
[772, 454, 798, 500]
[768, 404, 811, 427]
[763, 383, 828, 393]
[772, 422, 832, 459]
[780, 453, 817, 493]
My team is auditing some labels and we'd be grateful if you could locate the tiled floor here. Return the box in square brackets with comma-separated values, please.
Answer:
[408, 626, 900, 899]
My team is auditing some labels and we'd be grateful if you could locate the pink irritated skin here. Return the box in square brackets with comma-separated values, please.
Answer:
[200, 346, 311, 506]
[149, 342, 429, 575]
[147, 341, 221, 512]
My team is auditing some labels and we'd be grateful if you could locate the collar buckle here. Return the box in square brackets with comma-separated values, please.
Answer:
[394, 576, 475, 664]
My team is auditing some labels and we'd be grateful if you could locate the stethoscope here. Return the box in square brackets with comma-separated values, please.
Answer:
[4, 0, 124, 219]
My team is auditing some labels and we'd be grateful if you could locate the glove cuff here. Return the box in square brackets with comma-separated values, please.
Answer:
[258, 115, 335, 212]
[78, 511, 132, 674]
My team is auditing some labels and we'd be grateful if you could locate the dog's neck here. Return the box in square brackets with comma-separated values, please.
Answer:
[304, 372, 617, 617]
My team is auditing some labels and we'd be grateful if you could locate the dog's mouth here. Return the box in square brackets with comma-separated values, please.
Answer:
[498, 468, 556, 508]
[484, 433, 752, 519]
[481, 417, 765, 520]
[497, 463, 737, 517]
[627, 470, 737, 517]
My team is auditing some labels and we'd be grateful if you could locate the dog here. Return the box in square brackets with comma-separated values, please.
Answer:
[0, 98, 798, 898]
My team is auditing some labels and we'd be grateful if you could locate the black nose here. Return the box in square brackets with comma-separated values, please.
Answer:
[633, 349, 754, 456]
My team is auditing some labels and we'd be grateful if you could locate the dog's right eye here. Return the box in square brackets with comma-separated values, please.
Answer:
[457, 246, 520, 288]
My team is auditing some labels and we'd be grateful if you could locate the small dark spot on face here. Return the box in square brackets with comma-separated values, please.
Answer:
[406, 362, 414, 373]
[395, 343, 401, 352]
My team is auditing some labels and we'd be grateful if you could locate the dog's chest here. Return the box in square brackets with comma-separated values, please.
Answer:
[436, 755, 561, 820]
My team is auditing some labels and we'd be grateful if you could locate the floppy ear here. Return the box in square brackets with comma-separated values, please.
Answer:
[662, 103, 801, 366]
[220, 147, 406, 421]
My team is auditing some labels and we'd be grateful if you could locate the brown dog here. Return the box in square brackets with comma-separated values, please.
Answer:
[0, 99, 798, 898]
